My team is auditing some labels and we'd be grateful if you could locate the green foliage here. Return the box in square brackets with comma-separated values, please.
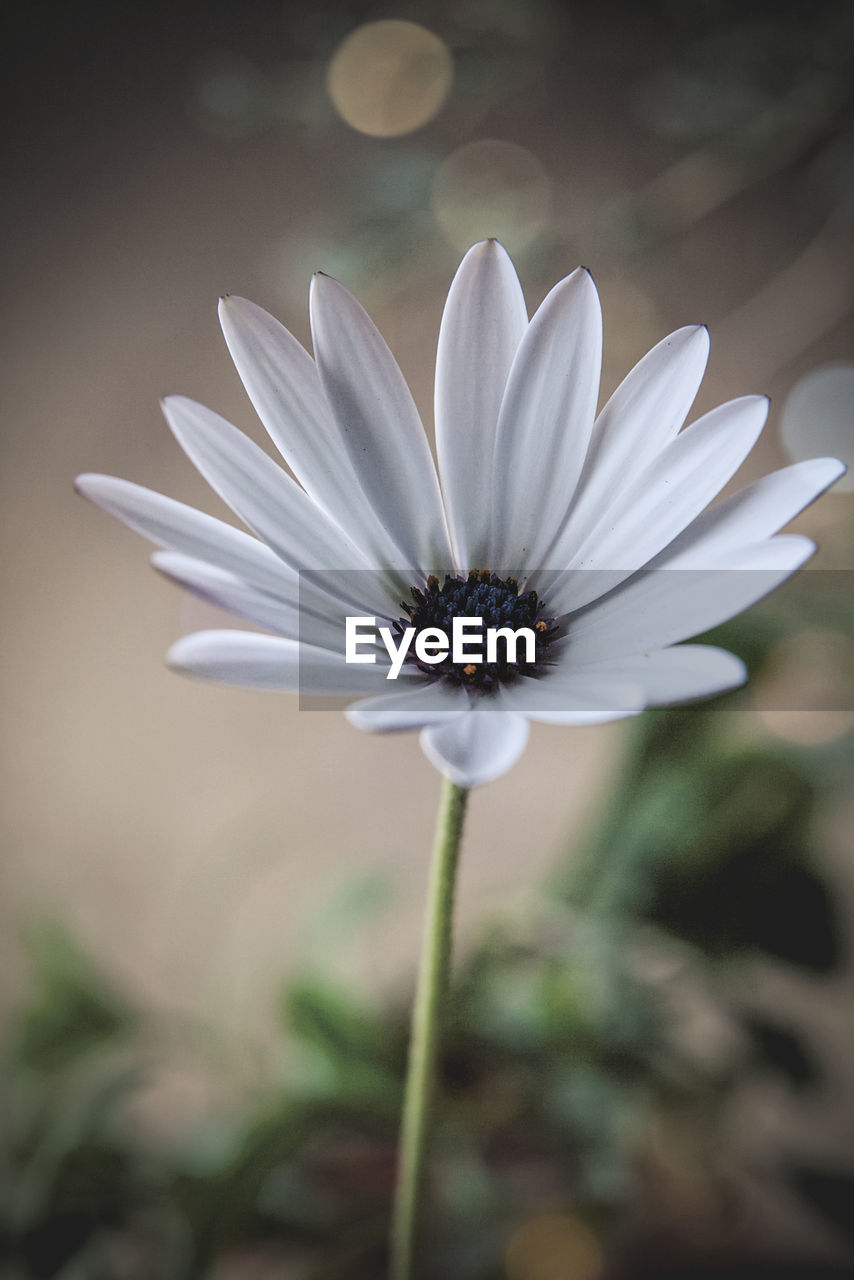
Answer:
[2, 598, 852, 1276]
[283, 976, 405, 1099]
[8, 922, 134, 1074]
[560, 609, 844, 974]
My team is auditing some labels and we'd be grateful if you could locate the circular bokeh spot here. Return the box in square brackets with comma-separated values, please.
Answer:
[780, 364, 854, 492]
[505, 1212, 602, 1280]
[431, 139, 551, 251]
[754, 627, 854, 745]
[326, 20, 453, 137]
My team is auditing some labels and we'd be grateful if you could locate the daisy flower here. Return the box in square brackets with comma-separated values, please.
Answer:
[76, 240, 844, 788]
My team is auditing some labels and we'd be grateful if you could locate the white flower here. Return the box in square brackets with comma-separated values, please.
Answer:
[76, 241, 844, 788]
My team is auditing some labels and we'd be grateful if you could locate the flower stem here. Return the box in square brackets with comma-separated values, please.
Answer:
[389, 777, 470, 1280]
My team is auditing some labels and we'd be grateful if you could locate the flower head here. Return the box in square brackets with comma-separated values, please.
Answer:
[76, 241, 844, 786]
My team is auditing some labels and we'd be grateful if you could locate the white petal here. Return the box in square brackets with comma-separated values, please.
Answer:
[219, 296, 411, 566]
[75, 473, 293, 597]
[167, 631, 301, 690]
[546, 324, 710, 565]
[490, 268, 602, 570]
[434, 240, 528, 568]
[563, 536, 816, 663]
[499, 668, 645, 717]
[525, 708, 641, 725]
[309, 273, 452, 569]
[346, 681, 467, 731]
[573, 644, 748, 704]
[563, 395, 768, 602]
[420, 710, 530, 788]
[647, 457, 847, 568]
[167, 630, 408, 694]
[154, 555, 399, 666]
[162, 396, 371, 573]
[153, 551, 299, 637]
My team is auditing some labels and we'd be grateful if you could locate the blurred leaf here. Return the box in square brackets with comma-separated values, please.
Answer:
[280, 972, 404, 1105]
[561, 709, 841, 971]
[635, 752, 839, 970]
[9, 922, 134, 1074]
[285, 977, 391, 1070]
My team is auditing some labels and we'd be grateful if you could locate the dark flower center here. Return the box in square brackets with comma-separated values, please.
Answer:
[395, 569, 559, 694]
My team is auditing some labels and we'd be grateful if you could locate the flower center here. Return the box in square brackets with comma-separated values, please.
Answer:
[396, 569, 558, 694]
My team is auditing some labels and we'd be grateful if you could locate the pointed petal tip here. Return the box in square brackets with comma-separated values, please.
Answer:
[165, 630, 228, 672]
[309, 271, 342, 308]
[217, 294, 246, 324]
[675, 323, 710, 363]
[74, 472, 114, 502]
[569, 264, 600, 298]
[159, 393, 200, 436]
[218, 294, 247, 340]
[164, 635, 193, 670]
[218, 293, 265, 323]
[150, 549, 188, 580]
[722, 391, 770, 423]
[468, 237, 511, 260]
[782, 533, 817, 566]
[160, 392, 188, 413]
[539, 265, 600, 309]
[218, 295, 285, 342]
[151, 556, 190, 593]
[310, 270, 351, 306]
[792, 455, 847, 487]
[575, 266, 601, 293]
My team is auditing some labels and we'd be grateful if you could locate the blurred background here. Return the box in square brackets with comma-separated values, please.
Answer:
[2, 0, 854, 1275]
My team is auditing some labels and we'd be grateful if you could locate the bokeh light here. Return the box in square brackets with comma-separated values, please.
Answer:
[431, 139, 551, 252]
[758, 708, 854, 746]
[505, 1212, 602, 1280]
[326, 20, 453, 138]
[754, 627, 854, 744]
[779, 363, 854, 492]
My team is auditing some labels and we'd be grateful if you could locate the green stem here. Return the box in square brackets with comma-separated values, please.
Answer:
[389, 777, 470, 1280]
